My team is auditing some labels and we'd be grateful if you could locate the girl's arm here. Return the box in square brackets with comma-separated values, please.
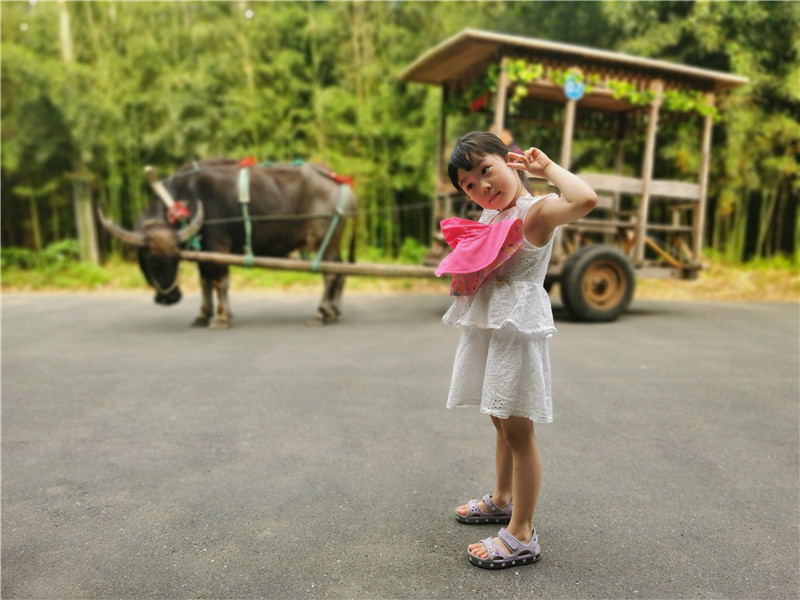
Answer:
[508, 147, 597, 245]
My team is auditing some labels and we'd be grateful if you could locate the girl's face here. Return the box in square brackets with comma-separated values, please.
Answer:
[456, 153, 526, 212]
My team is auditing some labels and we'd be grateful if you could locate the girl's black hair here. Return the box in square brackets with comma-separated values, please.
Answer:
[448, 131, 528, 192]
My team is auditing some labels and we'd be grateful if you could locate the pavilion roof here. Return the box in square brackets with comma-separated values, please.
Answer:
[401, 29, 748, 96]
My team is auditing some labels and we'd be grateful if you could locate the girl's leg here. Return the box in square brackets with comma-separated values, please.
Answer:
[456, 416, 513, 516]
[468, 416, 542, 557]
[492, 415, 514, 508]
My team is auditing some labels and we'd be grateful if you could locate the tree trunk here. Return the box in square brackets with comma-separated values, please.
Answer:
[59, 0, 99, 264]
[28, 194, 43, 252]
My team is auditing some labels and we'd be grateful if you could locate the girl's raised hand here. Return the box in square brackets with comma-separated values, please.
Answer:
[506, 147, 554, 179]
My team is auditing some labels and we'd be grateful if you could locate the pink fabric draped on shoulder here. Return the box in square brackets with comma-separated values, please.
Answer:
[435, 217, 524, 296]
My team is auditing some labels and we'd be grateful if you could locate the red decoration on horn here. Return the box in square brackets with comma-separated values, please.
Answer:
[167, 201, 191, 225]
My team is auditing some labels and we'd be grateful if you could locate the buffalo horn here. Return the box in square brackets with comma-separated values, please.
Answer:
[177, 202, 204, 243]
[97, 208, 146, 247]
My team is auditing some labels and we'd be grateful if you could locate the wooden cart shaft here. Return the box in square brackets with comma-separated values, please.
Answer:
[180, 250, 438, 279]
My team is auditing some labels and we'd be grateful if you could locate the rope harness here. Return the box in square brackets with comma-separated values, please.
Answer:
[238, 167, 255, 267]
[150, 273, 180, 296]
[311, 183, 350, 273]
[235, 160, 352, 271]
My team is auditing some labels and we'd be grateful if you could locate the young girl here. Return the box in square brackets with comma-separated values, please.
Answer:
[435, 131, 597, 569]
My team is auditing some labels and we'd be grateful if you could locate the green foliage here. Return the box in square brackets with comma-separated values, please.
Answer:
[451, 59, 717, 116]
[1, 246, 39, 270]
[742, 251, 799, 272]
[1, 239, 110, 288]
[398, 237, 429, 265]
[663, 90, 718, 119]
[1, 239, 79, 269]
[41, 238, 81, 264]
[606, 80, 656, 107]
[446, 58, 719, 120]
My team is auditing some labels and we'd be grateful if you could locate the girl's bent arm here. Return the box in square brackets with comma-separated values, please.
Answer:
[508, 147, 597, 245]
[538, 162, 598, 227]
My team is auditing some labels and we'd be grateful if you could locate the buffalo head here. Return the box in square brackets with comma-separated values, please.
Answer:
[98, 203, 203, 306]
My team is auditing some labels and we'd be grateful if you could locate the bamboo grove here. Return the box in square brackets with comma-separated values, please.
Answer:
[1, 1, 797, 264]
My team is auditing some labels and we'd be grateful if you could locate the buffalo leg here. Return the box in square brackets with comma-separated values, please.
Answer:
[192, 275, 214, 327]
[210, 274, 232, 330]
[313, 273, 343, 324]
[329, 273, 347, 317]
[312, 225, 349, 325]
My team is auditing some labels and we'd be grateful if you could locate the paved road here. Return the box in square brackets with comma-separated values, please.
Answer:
[2, 292, 798, 599]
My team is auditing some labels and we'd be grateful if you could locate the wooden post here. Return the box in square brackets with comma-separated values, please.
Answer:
[694, 93, 715, 262]
[634, 79, 664, 265]
[437, 85, 446, 188]
[613, 114, 627, 208]
[492, 57, 509, 133]
[614, 114, 627, 174]
[436, 84, 449, 222]
[560, 99, 577, 170]
[551, 97, 578, 263]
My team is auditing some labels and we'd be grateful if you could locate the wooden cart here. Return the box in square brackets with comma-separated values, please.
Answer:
[401, 29, 747, 321]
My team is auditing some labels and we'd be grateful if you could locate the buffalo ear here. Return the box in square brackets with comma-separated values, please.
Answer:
[177, 202, 204, 243]
[97, 208, 146, 247]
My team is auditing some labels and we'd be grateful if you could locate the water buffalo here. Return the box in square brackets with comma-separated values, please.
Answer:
[99, 159, 357, 328]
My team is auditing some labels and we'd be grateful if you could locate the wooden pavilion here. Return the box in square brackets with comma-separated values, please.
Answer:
[401, 29, 748, 319]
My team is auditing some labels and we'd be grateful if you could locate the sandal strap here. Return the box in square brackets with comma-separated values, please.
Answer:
[498, 528, 521, 553]
[498, 527, 539, 557]
[463, 494, 513, 518]
[481, 494, 498, 514]
[481, 494, 512, 516]
[465, 498, 482, 516]
[479, 536, 503, 560]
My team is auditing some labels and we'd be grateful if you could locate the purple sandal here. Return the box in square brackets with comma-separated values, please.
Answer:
[468, 527, 541, 569]
[456, 494, 513, 524]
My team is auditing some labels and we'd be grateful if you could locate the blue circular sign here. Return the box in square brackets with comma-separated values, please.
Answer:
[564, 75, 585, 101]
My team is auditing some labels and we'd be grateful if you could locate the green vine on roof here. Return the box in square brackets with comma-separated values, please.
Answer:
[447, 59, 719, 119]
[606, 79, 656, 107]
[663, 89, 718, 118]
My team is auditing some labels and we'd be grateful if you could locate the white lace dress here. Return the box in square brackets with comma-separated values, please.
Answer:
[443, 194, 558, 423]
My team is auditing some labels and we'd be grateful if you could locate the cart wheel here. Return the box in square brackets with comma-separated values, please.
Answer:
[560, 245, 635, 322]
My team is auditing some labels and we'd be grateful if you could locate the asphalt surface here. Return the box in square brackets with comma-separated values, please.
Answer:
[2, 291, 798, 599]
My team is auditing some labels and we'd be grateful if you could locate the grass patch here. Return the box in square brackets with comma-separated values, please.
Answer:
[2, 241, 797, 301]
[635, 253, 799, 302]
